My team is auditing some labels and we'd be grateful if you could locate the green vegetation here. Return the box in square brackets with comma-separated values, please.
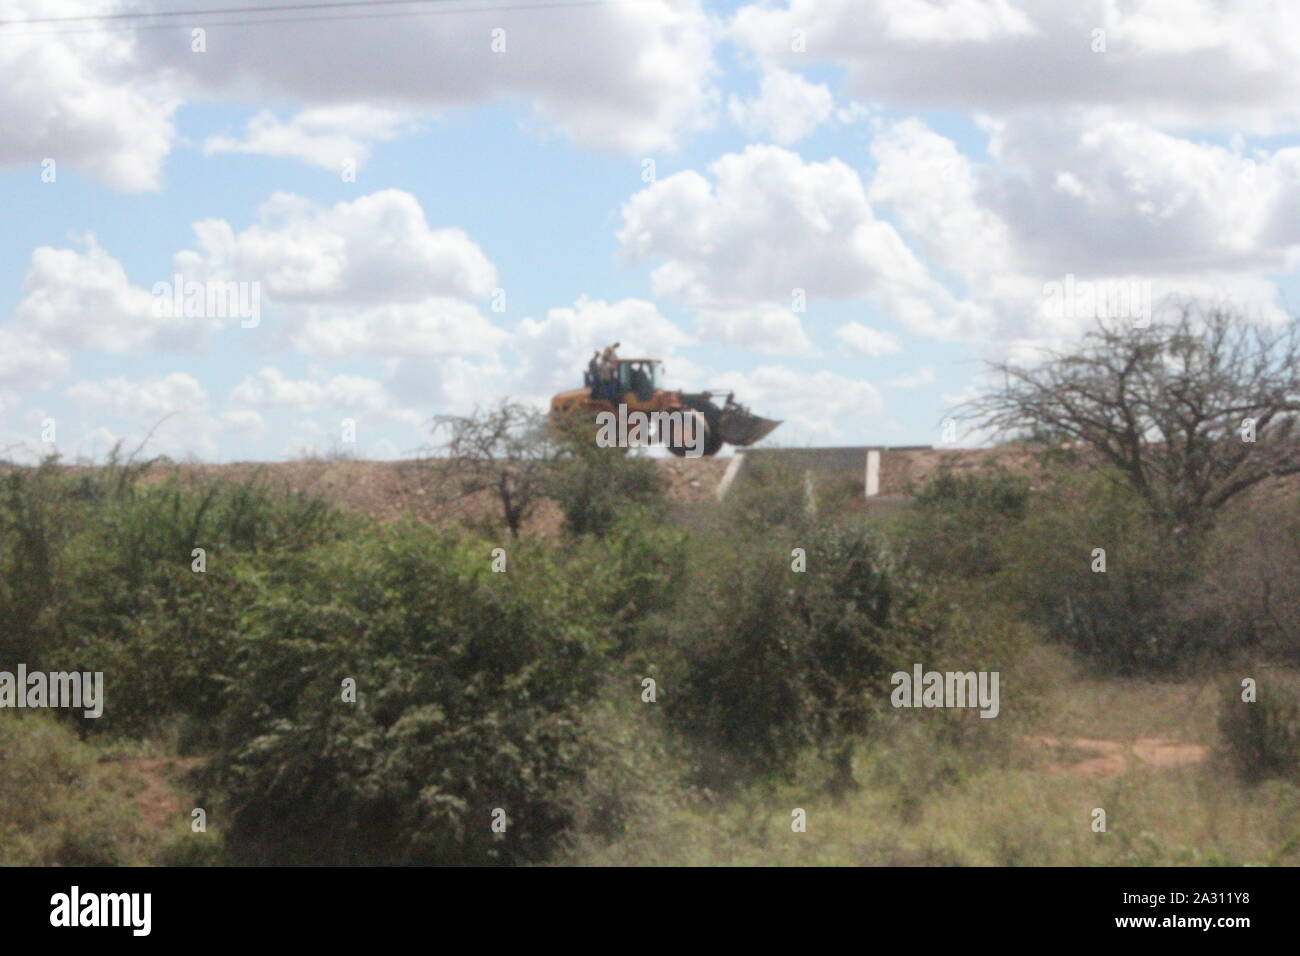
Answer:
[0, 452, 356, 737]
[1219, 668, 1300, 786]
[0, 712, 190, 866]
[0, 429, 1296, 866]
[658, 520, 938, 795]
[548, 442, 668, 537]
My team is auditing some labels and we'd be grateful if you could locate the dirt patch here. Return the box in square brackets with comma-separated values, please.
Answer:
[1130, 738, 1212, 769]
[1030, 735, 1210, 777]
[99, 756, 202, 829]
[654, 455, 732, 501]
[879, 444, 1049, 496]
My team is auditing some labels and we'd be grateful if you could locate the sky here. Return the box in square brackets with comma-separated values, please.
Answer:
[3, 0, 1300, 462]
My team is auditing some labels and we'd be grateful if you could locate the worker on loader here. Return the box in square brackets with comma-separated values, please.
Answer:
[597, 342, 620, 403]
[586, 350, 601, 398]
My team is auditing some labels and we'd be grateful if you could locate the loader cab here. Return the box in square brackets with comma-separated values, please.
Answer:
[617, 359, 661, 402]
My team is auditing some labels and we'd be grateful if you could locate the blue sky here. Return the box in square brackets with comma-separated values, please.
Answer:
[3, 0, 1300, 461]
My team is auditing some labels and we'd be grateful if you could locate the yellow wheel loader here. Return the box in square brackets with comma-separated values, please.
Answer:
[549, 353, 781, 457]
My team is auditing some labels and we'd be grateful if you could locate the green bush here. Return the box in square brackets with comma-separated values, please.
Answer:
[1183, 493, 1300, 665]
[0, 453, 685, 864]
[662, 519, 938, 792]
[1219, 670, 1300, 784]
[719, 453, 811, 533]
[1002, 471, 1228, 674]
[562, 510, 688, 657]
[206, 524, 620, 865]
[897, 466, 1029, 579]
[548, 444, 667, 538]
[0, 456, 352, 734]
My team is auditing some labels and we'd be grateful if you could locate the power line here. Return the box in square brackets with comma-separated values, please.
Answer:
[2, 0, 505, 27]
[0, 0, 640, 36]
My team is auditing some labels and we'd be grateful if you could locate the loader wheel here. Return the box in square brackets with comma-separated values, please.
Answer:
[667, 413, 724, 457]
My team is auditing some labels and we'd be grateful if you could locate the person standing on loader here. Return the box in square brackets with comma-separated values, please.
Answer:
[586, 350, 601, 399]
[598, 342, 620, 403]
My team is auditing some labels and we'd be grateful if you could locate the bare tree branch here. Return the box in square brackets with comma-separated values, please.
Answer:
[429, 401, 569, 538]
[957, 305, 1300, 529]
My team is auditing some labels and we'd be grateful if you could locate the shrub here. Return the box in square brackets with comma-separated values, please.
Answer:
[1219, 670, 1300, 785]
[895, 466, 1030, 579]
[548, 444, 667, 538]
[718, 453, 811, 533]
[1003, 471, 1227, 674]
[206, 524, 619, 865]
[562, 510, 688, 657]
[0, 457, 351, 734]
[1183, 493, 1300, 665]
[662, 519, 938, 792]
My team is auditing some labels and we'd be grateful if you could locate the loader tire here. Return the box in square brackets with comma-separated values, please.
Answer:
[667, 413, 724, 457]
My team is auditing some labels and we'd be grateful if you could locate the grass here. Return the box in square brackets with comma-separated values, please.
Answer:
[1024, 645, 1225, 745]
[0, 712, 198, 866]
[564, 645, 1300, 866]
[570, 772, 1298, 867]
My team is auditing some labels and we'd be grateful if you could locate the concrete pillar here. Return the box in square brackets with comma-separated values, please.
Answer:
[715, 453, 745, 501]
[865, 449, 881, 497]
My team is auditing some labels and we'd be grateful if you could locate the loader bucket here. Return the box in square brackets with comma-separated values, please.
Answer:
[717, 408, 782, 447]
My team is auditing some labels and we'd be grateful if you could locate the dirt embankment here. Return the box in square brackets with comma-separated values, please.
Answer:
[141, 447, 1012, 521]
[112, 454, 732, 532]
[19, 442, 1293, 525]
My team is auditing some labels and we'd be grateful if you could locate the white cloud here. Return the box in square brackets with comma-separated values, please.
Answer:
[4, 193, 503, 376]
[59, 371, 239, 460]
[885, 365, 937, 389]
[67, 372, 207, 418]
[696, 303, 817, 356]
[175, 189, 498, 304]
[70, 425, 125, 461]
[709, 364, 885, 443]
[0, 329, 70, 389]
[230, 367, 422, 427]
[727, 68, 834, 145]
[381, 354, 511, 414]
[288, 299, 508, 359]
[865, 116, 1298, 344]
[1, 2, 720, 185]
[14, 237, 218, 354]
[0, 0, 178, 190]
[731, 0, 1300, 133]
[215, 409, 270, 440]
[835, 322, 902, 357]
[978, 113, 1300, 275]
[619, 145, 952, 338]
[232, 367, 363, 411]
[56, 411, 221, 463]
[869, 118, 1017, 282]
[203, 106, 417, 171]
